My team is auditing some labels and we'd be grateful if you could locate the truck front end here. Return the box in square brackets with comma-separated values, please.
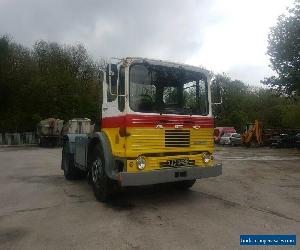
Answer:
[102, 58, 221, 187]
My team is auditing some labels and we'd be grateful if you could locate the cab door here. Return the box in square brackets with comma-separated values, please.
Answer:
[102, 64, 126, 157]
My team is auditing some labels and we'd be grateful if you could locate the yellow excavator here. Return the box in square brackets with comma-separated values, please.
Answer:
[241, 120, 263, 147]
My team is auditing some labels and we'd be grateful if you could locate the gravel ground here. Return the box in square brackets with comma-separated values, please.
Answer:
[0, 145, 299, 250]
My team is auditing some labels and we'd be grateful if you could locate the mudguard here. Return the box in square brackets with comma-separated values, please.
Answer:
[63, 134, 87, 154]
[89, 132, 117, 180]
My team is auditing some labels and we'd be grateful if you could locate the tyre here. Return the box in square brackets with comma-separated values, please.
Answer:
[91, 144, 113, 202]
[62, 141, 85, 180]
[174, 179, 196, 189]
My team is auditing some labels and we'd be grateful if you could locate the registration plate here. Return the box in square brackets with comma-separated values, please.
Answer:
[167, 158, 189, 167]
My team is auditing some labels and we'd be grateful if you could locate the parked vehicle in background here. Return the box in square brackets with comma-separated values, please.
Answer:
[63, 118, 94, 135]
[269, 134, 296, 148]
[214, 127, 236, 143]
[241, 120, 263, 147]
[220, 133, 237, 145]
[37, 118, 64, 147]
[230, 133, 242, 146]
[263, 128, 300, 147]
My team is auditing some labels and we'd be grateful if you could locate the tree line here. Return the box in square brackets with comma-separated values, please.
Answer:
[0, 36, 101, 132]
[211, 74, 300, 132]
[0, 1, 299, 133]
[0, 35, 299, 133]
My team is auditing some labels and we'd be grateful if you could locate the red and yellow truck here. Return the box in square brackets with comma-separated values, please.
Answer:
[61, 57, 222, 201]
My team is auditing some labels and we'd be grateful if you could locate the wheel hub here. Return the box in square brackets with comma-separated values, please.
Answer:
[92, 159, 102, 183]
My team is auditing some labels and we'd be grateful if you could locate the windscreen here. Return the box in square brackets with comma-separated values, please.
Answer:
[129, 63, 208, 115]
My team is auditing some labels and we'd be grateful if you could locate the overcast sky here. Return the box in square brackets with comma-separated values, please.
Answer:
[0, 0, 294, 85]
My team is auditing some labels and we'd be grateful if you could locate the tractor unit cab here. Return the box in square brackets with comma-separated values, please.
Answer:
[61, 57, 222, 201]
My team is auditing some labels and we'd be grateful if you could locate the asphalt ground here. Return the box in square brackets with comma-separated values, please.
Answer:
[0, 145, 299, 250]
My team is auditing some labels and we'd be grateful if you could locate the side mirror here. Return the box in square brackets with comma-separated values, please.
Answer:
[98, 71, 104, 85]
[212, 85, 223, 105]
[106, 64, 118, 95]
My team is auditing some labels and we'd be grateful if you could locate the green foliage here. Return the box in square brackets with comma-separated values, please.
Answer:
[0, 36, 100, 132]
[212, 74, 250, 132]
[228, 111, 248, 133]
[1, 35, 299, 133]
[281, 103, 300, 128]
[262, 0, 300, 95]
[212, 74, 300, 132]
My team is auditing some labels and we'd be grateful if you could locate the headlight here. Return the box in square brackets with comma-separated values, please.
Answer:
[202, 153, 212, 164]
[136, 156, 146, 170]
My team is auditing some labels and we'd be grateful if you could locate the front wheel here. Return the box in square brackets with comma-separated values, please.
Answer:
[91, 145, 113, 202]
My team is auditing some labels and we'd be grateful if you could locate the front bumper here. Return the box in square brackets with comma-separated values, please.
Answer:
[119, 163, 222, 187]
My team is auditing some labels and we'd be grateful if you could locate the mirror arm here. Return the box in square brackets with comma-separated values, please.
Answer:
[116, 69, 119, 96]
[109, 64, 118, 96]
[212, 95, 223, 105]
[212, 86, 223, 105]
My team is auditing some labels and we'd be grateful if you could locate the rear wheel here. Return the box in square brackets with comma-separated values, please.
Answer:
[62, 151, 77, 180]
[91, 144, 113, 201]
[174, 179, 196, 189]
[62, 141, 85, 180]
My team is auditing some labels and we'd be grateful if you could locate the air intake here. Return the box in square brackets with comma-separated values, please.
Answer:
[165, 130, 190, 147]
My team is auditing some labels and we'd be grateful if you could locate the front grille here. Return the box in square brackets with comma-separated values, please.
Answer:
[165, 130, 190, 147]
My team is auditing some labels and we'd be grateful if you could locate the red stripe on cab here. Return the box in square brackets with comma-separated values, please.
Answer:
[102, 114, 214, 128]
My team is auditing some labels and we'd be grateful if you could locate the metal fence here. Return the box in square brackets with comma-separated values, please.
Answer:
[0, 132, 38, 145]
